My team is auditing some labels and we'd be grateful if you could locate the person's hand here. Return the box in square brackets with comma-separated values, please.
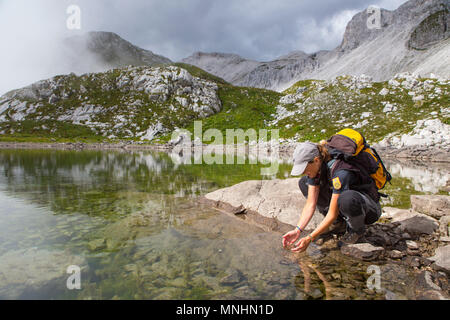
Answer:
[282, 229, 300, 248]
[290, 236, 312, 253]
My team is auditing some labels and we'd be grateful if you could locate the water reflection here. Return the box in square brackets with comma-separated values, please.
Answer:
[384, 159, 449, 193]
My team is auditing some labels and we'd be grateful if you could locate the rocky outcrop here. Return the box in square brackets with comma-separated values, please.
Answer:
[0, 65, 221, 140]
[408, 8, 450, 50]
[377, 118, 450, 150]
[182, 0, 450, 91]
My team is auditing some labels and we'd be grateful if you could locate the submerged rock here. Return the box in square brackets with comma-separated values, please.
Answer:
[0, 248, 86, 299]
[340, 243, 385, 261]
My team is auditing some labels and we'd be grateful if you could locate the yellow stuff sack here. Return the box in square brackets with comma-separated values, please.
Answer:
[327, 128, 392, 190]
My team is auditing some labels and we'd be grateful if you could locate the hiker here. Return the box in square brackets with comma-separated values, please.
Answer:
[282, 136, 386, 252]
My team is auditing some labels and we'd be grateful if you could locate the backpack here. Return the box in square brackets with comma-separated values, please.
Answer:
[326, 128, 392, 190]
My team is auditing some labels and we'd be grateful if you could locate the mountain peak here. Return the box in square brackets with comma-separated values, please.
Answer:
[63, 31, 171, 72]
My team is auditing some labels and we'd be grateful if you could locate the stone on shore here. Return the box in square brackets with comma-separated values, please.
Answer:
[411, 195, 450, 219]
[203, 178, 323, 231]
[429, 245, 450, 274]
[390, 209, 439, 236]
[340, 243, 385, 261]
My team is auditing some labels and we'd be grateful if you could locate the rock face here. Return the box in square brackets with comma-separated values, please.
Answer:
[0, 248, 86, 299]
[203, 178, 323, 231]
[182, 0, 450, 91]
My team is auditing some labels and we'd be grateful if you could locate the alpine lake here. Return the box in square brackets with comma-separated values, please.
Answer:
[0, 147, 448, 300]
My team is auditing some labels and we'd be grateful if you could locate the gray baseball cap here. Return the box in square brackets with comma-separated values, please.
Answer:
[290, 141, 320, 176]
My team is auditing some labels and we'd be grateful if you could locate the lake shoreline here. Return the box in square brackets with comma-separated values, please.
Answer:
[0, 141, 449, 163]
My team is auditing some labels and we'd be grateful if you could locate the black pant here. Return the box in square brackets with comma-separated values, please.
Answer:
[298, 176, 381, 234]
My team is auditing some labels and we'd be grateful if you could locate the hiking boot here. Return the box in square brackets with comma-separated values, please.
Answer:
[337, 230, 365, 248]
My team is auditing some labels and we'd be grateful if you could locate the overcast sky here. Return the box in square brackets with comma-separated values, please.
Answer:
[0, 0, 409, 95]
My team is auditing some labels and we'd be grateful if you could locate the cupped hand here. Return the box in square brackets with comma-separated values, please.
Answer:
[290, 236, 311, 253]
[282, 229, 300, 248]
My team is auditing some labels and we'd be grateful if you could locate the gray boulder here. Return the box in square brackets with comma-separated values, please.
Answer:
[390, 209, 439, 236]
[203, 178, 324, 231]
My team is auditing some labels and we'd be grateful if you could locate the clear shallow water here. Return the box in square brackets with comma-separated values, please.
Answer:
[0, 149, 447, 300]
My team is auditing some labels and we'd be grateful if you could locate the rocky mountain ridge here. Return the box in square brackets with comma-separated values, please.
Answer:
[182, 0, 450, 91]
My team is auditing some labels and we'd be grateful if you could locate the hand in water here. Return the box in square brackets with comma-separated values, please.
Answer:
[282, 229, 300, 248]
[290, 236, 311, 253]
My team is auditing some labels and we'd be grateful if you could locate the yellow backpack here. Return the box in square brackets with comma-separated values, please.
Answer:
[327, 128, 392, 190]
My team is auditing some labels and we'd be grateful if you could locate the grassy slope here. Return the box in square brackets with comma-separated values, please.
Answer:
[0, 66, 448, 145]
[276, 76, 449, 144]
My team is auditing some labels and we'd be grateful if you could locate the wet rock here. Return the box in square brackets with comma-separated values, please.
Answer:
[410, 195, 450, 219]
[429, 245, 450, 274]
[225, 285, 258, 299]
[167, 277, 186, 288]
[307, 288, 324, 299]
[273, 289, 296, 300]
[87, 238, 106, 251]
[219, 269, 244, 286]
[340, 243, 385, 261]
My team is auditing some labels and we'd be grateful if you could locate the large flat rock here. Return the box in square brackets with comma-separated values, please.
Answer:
[203, 178, 324, 231]
[390, 209, 439, 236]
[411, 195, 450, 219]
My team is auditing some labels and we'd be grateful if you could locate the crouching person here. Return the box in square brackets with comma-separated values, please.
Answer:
[282, 141, 382, 252]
